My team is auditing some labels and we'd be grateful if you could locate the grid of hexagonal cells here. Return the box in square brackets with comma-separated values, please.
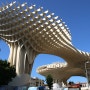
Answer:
[0, 1, 90, 84]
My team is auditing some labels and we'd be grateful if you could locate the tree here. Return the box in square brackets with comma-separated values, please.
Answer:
[0, 60, 16, 86]
[46, 74, 53, 90]
[68, 81, 74, 85]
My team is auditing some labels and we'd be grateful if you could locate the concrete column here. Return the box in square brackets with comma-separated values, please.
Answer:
[16, 46, 26, 75]
[16, 45, 21, 75]
[13, 44, 17, 66]
[8, 44, 14, 65]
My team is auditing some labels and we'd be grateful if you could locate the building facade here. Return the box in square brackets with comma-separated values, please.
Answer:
[29, 77, 44, 87]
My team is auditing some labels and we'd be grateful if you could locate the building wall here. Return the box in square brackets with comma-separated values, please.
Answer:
[29, 77, 44, 87]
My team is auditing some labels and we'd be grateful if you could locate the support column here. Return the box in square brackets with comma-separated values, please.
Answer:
[13, 44, 17, 66]
[8, 43, 14, 65]
[8, 45, 37, 86]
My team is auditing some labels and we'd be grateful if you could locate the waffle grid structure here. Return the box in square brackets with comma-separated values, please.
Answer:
[0, 1, 90, 84]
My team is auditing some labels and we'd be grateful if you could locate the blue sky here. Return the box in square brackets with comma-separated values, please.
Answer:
[0, 0, 90, 83]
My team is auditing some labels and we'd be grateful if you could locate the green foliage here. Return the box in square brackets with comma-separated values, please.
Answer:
[68, 81, 74, 85]
[0, 60, 16, 85]
[46, 74, 53, 89]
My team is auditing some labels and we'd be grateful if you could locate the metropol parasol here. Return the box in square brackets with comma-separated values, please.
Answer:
[0, 1, 90, 86]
